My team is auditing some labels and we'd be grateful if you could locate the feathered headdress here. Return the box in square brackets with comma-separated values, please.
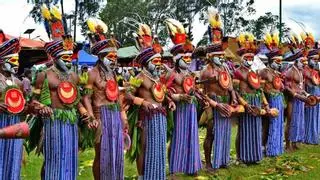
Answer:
[283, 32, 304, 62]
[208, 7, 222, 44]
[41, 4, 75, 59]
[86, 18, 120, 56]
[206, 7, 228, 54]
[264, 32, 282, 59]
[237, 32, 258, 56]
[165, 18, 194, 58]
[300, 32, 320, 58]
[133, 24, 162, 66]
[41, 4, 65, 40]
[301, 32, 315, 50]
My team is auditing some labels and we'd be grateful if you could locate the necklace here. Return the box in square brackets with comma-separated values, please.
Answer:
[99, 64, 114, 81]
[51, 66, 70, 81]
[143, 69, 159, 83]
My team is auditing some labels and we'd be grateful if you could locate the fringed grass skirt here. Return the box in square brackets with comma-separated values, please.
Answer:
[304, 86, 320, 144]
[43, 111, 78, 180]
[143, 112, 167, 180]
[0, 114, 23, 180]
[289, 98, 305, 142]
[266, 93, 284, 156]
[169, 102, 201, 174]
[100, 105, 123, 180]
[239, 95, 262, 163]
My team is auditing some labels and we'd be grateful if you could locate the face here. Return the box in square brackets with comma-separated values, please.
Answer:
[147, 57, 162, 77]
[270, 58, 282, 71]
[101, 51, 117, 69]
[178, 53, 192, 69]
[242, 54, 254, 67]
[308, 56, 319, 70]
[55, 54, 73, 72]
[295, 57, 306, 70]
[208, 53, 225, 66]
[3, 55, 19, 74]
[82, 67, 88, 73]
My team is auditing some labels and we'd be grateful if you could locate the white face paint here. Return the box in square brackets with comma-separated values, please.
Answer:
[308, 59, 319, 70]
[243, 60, 253, 67]
[270, 61, 280, 71]
[178, 59, 189, 70]
[2, 63, 16, 74]
[55, 58, 71, 72]
[147, 61, 161, 77]
[212, 57, 223, 66]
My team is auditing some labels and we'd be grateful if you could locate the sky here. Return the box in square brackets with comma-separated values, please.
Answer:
[1, 0, 320, 45]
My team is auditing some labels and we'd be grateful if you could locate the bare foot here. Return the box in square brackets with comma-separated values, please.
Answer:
[292, 143, 299, 150]
[205, 165, 216, 174]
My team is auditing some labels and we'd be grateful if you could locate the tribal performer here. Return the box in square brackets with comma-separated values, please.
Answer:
[0, 36, 27, 179]
[200, 8, 237, 170]
[301, 32, 320, 144]
[163, 18, 202, 175]
[32, 5, 90, 179]
[283, 33, 314, 151]
[259, 32, 285, 157]
[234, 33, 271, 164]
[82, 18, 127, 180]
[126, 24, 175, 180]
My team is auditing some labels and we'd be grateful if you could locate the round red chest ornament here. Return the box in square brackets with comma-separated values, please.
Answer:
[219, 71, 231, 89]
[5, 88, 25, 114]
[57, 81, 78, 104]
[273, 76, 282, 90]
[183, 76, 194, 94]
[105, 79, 119, 101]
[247, 71, 261, 89]
[311, 71, 320, 85]
[152, 83, 165, 102]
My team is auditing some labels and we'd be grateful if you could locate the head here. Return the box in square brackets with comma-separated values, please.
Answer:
[129, 68, 135, 76]
[99, 50, 118, 70]
[146, 55, 162, 77]
[1, 53, 19, 75]
[81, 64, 88, 73]
[295, 57, 307, 70]
[207, 52, 225, 66]
[242, 53, 254, 68]
[175, 53, 192, 70]
[269, 56, 282, 71]
[55, 53, 73, 72]
[308, 55, 320, 70]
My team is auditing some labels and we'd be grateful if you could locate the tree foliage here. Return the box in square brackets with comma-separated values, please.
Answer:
[27, 0, 289, 47]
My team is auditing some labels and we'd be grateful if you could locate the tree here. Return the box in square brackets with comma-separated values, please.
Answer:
[27, 0, 104, 40]
[245, 12, 291, 40]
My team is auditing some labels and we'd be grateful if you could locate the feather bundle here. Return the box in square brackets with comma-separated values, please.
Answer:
[208, 7, 221, 28]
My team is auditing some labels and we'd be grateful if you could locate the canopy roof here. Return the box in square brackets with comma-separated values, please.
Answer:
[5, 34, 45, 49]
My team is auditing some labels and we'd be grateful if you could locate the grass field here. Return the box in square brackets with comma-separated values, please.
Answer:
[21, 128, 320, 180]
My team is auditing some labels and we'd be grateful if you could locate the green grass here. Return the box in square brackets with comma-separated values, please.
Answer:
[21, 127, 320, 180]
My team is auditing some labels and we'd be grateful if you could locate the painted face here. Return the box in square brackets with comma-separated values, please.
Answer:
[270, 58, 282, 71]
[296, 57, 306, 70]
[208, 54, 224, 66]
[3, 55, 19, 74]
[55, 55, 72, 72]
[102, 51, 117, 69]
[243, 54, 254, 67]
[178, 53, 192, 69]
[308, 57, 320, 70]
[147, 57, 162, 77]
